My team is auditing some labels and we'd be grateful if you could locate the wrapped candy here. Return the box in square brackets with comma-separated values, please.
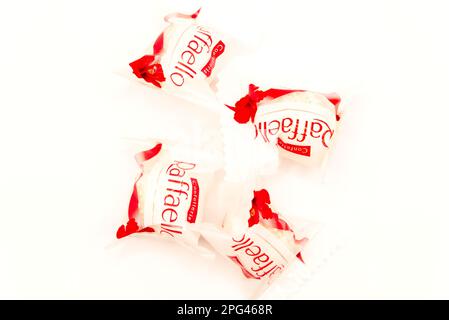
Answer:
[114, 140, 334, 297]
[224, 84, 341, 166]
[117, 7, 342, 296]
[200, 184, 323, 295]
[128, 9, 231, 107]
[116, 142, 218, 249]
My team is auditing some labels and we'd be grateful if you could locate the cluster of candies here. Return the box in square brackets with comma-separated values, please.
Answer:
[116, 9, 341, 297]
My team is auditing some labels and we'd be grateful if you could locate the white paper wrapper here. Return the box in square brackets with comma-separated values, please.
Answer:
[115, 141, 221, 253]
[199, 182, 335, 298]
[115, 139, 339, 297]
[118, 9, 239, 110]
[260, 223, 340, 299]
[254, 91, 339, 166]
[218, 85, 341, 173]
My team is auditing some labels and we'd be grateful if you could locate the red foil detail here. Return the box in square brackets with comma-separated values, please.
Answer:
[153, 32, 164, 55]
[164, 8, 201, 22]
[116, 143, 163, 239]
[116, 218, 155, 239]
[127, 175, 142, 220]
[227, 85, 341, 124]
[252, 189, 272, 220]
[116, 218, 139, 239]
[187, 178, 200, 223]
[135, 143, 163, 165]
[326, 93, 340, 108]
[325, 92, 341, 121]
[201, 40, 225, 77]
[248, 189, 275, 227]
[263, 88, 304, 99]
[277, 138, 311, 157]
[129, 55, 165, 88]
[248, 189, 306, 263]
[248, 207, 259, 227]
[127, 143, 162, 220]
[296, 251, 305, 263]
[130, 8, 204, 88]
[226, 84, 265, 124]
[191, 8, 201, 19]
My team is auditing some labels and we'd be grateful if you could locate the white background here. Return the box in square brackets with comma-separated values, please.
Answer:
[1, 0, 449, 299]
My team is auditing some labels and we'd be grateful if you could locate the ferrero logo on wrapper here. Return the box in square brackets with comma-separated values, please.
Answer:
[167, 25, 225, 87]
[228, 225, 290, 284]
[148, 160, 200, 238]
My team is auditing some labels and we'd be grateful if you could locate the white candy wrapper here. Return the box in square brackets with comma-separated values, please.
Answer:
[116, 142, 221, 251]
[222, 84, 341, 168]
[115, 141, 337, 297]
[199, 182, 329, 298]
[125, 9, 236, 109]
[219, 110, 280, 182]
